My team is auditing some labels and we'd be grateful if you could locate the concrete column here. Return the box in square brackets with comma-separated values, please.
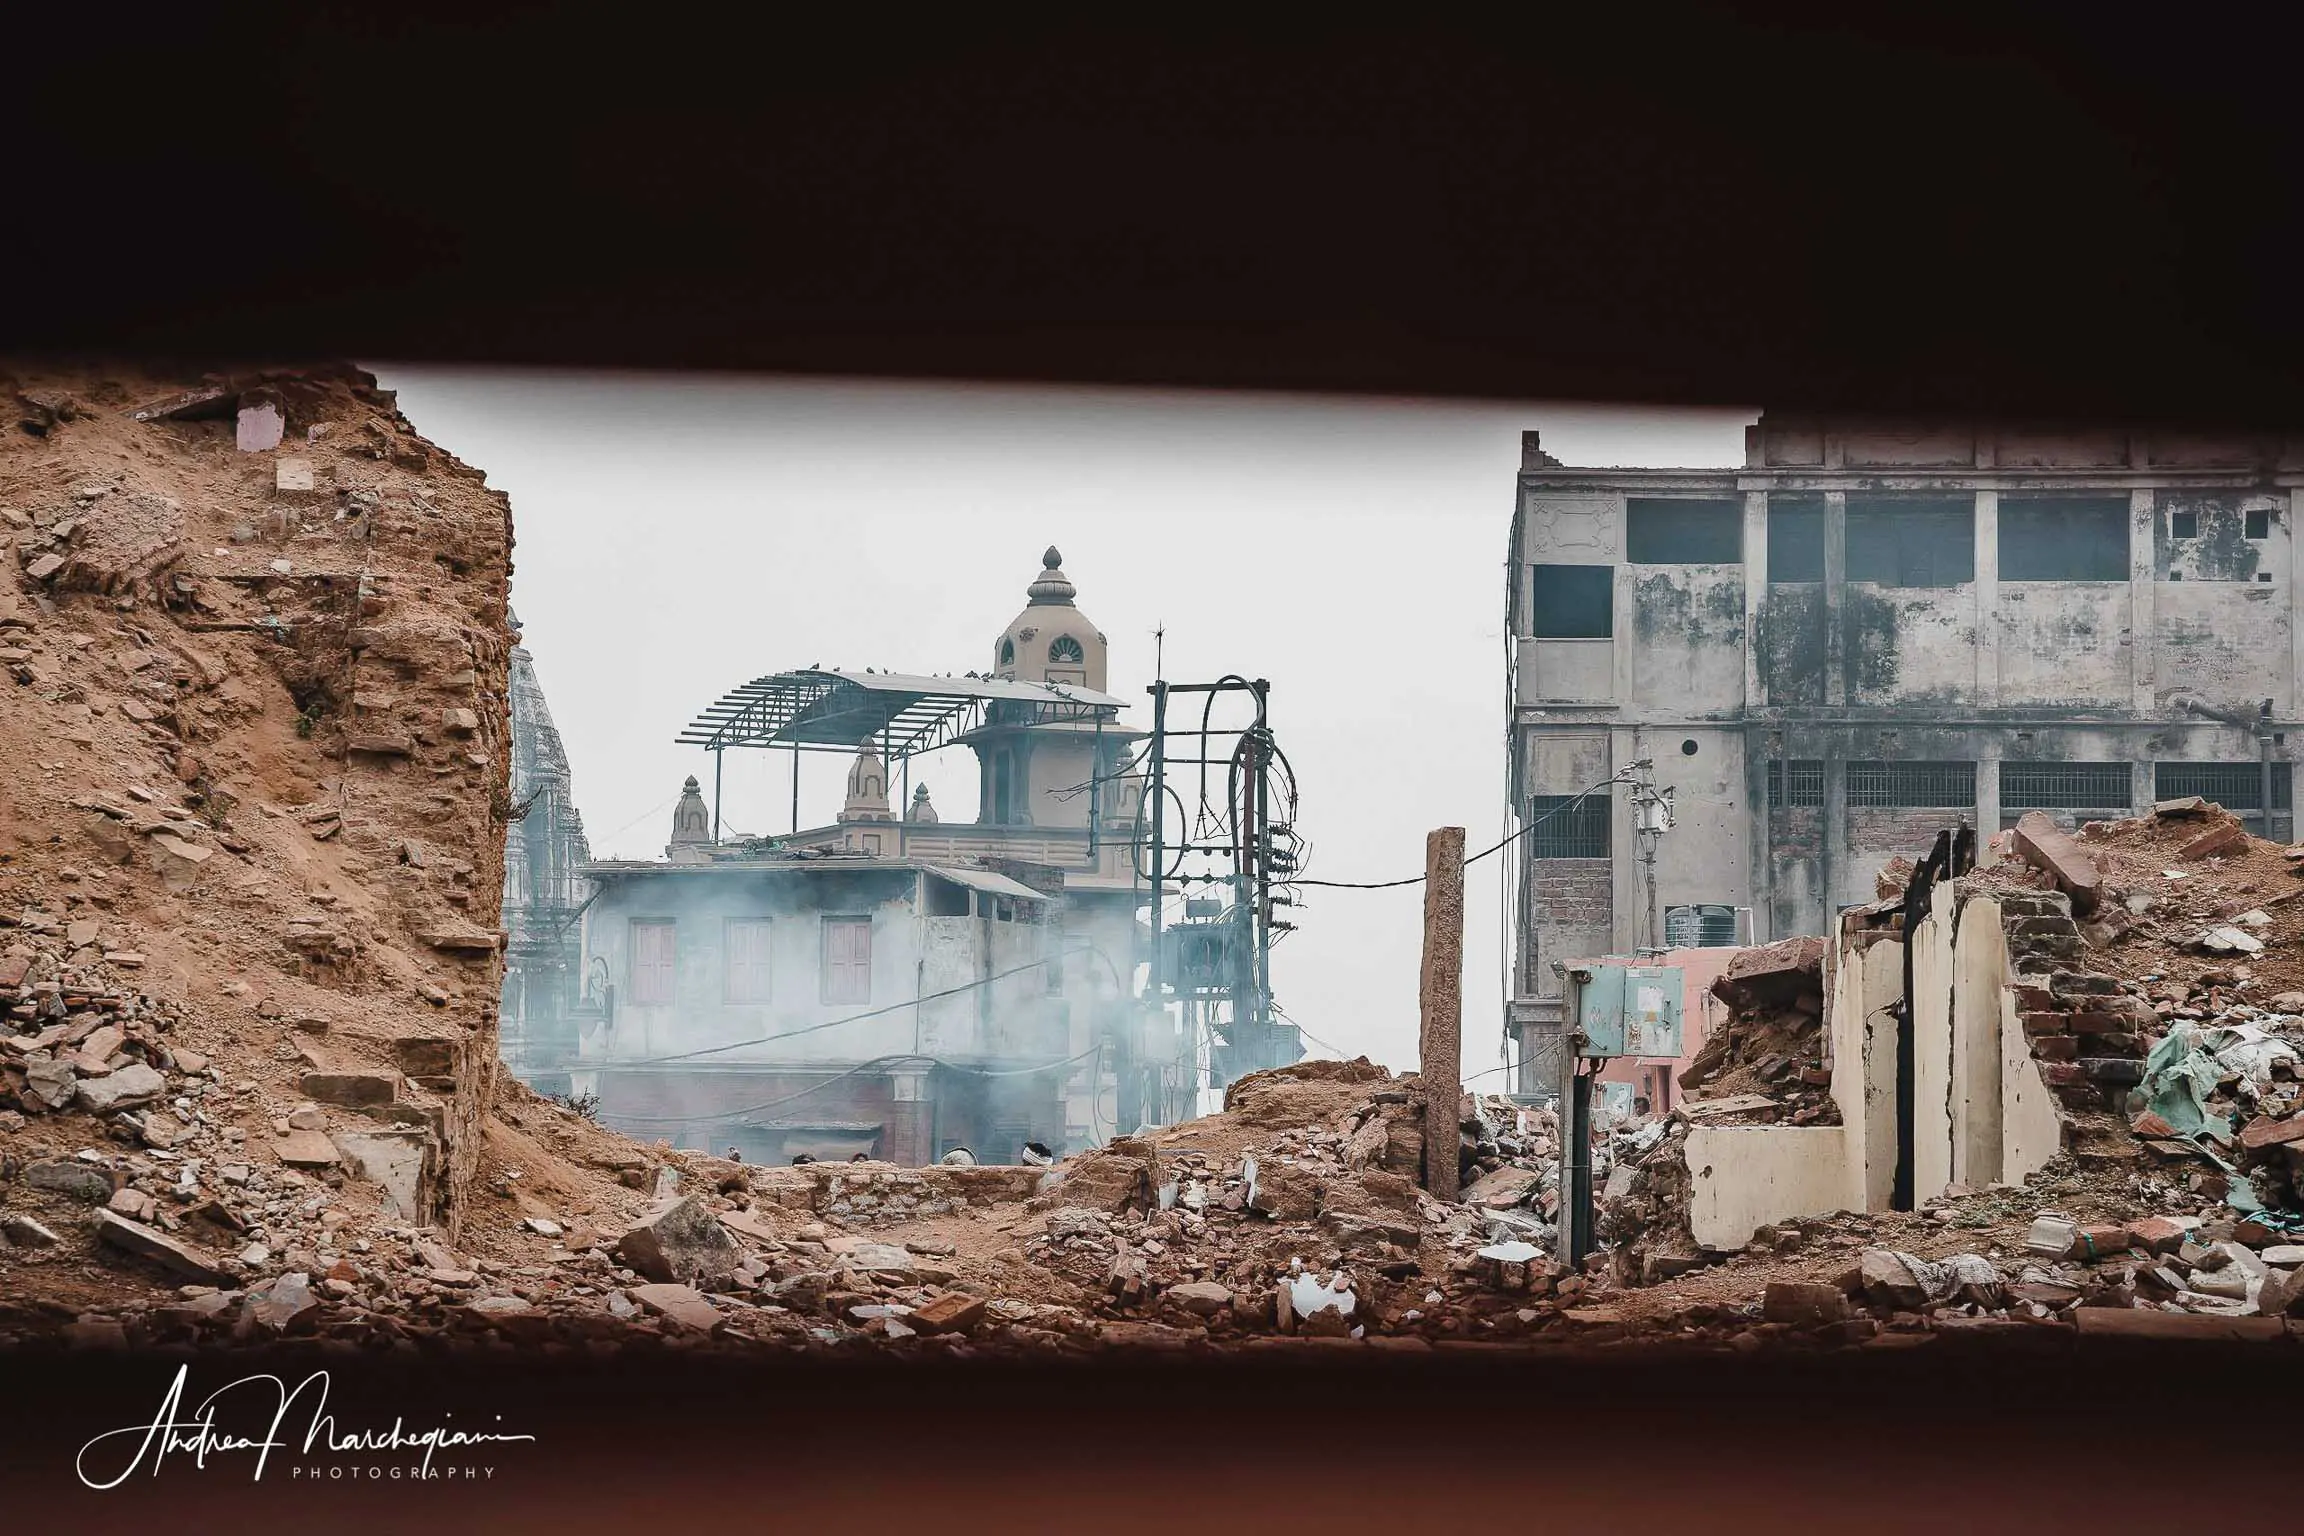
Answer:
[2291, 488, 2304, 716]
[1822, 755, 1849, 917]
[1418, 826, 1466, 1201]
[2131, 489, 2158, 716]
[2132, 759, 2156, 818]
[1746, 720, 1773, 942]
[1975, 747, 2001, 852]
[1743, 490, 1768, 709]
[1974, 490, 2000, 706]
[1823, 491, 1847, 708]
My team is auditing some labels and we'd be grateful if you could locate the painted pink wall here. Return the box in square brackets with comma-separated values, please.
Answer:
[1593, 945, 1738, 1113]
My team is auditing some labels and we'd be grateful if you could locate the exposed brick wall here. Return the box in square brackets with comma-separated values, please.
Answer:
[1770, 807, 1823, 849]
[1529, 857, 1615, 993]
[1848, 806, 1971, 852]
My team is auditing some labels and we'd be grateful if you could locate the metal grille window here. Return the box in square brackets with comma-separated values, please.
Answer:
[1664, 904, 1740, 947]
[2000, 762, 2133, 811]
[1766, 760, 1825, 807]
[2155, 762, 2293, 813]
[1526, 793, 1609, 859]
[1847, 761, 1976, 808]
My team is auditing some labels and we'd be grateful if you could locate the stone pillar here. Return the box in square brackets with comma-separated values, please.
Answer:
[1419, 827, 1466, 1200]
[1975, 747, 2001, 861]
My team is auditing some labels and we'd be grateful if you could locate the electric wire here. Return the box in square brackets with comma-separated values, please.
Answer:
[1287, 771, 1624, 889]
[617, 946, 1112, 1066]
[611, 1044, 1105, 1128]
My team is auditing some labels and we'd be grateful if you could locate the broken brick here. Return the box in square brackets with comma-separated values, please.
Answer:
[2010, 811, 2102, 915]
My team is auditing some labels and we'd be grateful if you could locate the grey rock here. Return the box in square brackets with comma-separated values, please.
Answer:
[75, 1062, 167, 1115]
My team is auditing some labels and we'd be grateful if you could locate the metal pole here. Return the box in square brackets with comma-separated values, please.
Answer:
[900, 750, 909, 859]
[1147, 683, 1169, 1008]
[711, 747, 723, 844]
[790, 744, 800, 835]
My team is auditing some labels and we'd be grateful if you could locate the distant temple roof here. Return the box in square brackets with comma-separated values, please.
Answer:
[675, 667, 1127, 756]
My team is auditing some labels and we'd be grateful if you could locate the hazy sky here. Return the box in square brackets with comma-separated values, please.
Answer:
[381, 368, 1751, 1080]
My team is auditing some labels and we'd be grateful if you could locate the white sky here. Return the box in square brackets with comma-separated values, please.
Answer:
[380, 368, 1752, 1079]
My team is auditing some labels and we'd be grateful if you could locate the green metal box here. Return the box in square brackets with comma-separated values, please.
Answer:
[1572, 963, 1683, 1059]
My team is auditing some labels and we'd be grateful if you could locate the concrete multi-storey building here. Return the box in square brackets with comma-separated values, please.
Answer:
[1505, 415, 2304, 1092]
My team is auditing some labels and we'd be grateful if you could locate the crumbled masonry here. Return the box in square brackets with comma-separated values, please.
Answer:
[6, 364, 2304, 1357]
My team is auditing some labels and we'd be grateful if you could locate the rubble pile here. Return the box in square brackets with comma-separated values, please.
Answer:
[1675, 935, 1837, 1125]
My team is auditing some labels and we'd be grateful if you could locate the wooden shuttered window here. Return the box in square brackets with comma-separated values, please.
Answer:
[630, 920, 677, 1005]
[724, 918, 773, 1003]
[821, 916, 872, 1005]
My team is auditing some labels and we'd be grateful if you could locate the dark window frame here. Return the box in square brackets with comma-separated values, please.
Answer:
[1766, 759, 1825, 807]
[1846, 760, 1976, 808]
[1766, 496, 1826, 581]
[1526, 563, 1614, 639]
[1526, 792, 1609, 859]
[1998, 496, 2130, 582]
[1846, 497, 1975, 587]
[1999, 761, 2133, 811]
[2154, 762, 2293, 814]
[1626, 497, 1743, 564]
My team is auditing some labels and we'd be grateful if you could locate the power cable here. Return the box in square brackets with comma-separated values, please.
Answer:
[1288, 772, 1625, 889]
[618, 946, 1112, 1065]
[611, 1045, 1104, 1128]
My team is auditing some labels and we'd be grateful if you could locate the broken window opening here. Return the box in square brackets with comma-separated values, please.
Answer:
[1845, 497, 1974, 587]
[1766, 759, 1825, 807]
[2247, 507, 2272, 540]
[1526, 793, 1609, 859]
[1999, 761, 2132, 811]
[1527, 564, 1614, 638]
[924, 876, 971, 917]
[2168, 510, 2198, 539]
[1766, 495, 1825, 581]
[1626, 497, 1742, 563]
[1998, 497, 2129, 581]
[1846, 760, 1975, 808]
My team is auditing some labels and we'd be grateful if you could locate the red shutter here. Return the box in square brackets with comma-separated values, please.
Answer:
[631, 920, 676, 1005]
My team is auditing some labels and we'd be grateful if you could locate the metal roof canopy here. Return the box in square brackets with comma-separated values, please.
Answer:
[675, 668, 1127, 756]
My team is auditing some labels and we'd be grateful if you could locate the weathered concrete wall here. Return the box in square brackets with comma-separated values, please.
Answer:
[1996, 583, 2132, 707]
[1843, 584, 1978, 706]
[1629, 565, 1747, 715]
[1685, 1125, 1852, 1250]
[2001, 987, 2062, 1184]
[1509, 440, 2303, 987]
[1909, 882, 1957, 1202]
[1834, 932, 1905, 1214]
[1949, 892, 2008, 1186]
